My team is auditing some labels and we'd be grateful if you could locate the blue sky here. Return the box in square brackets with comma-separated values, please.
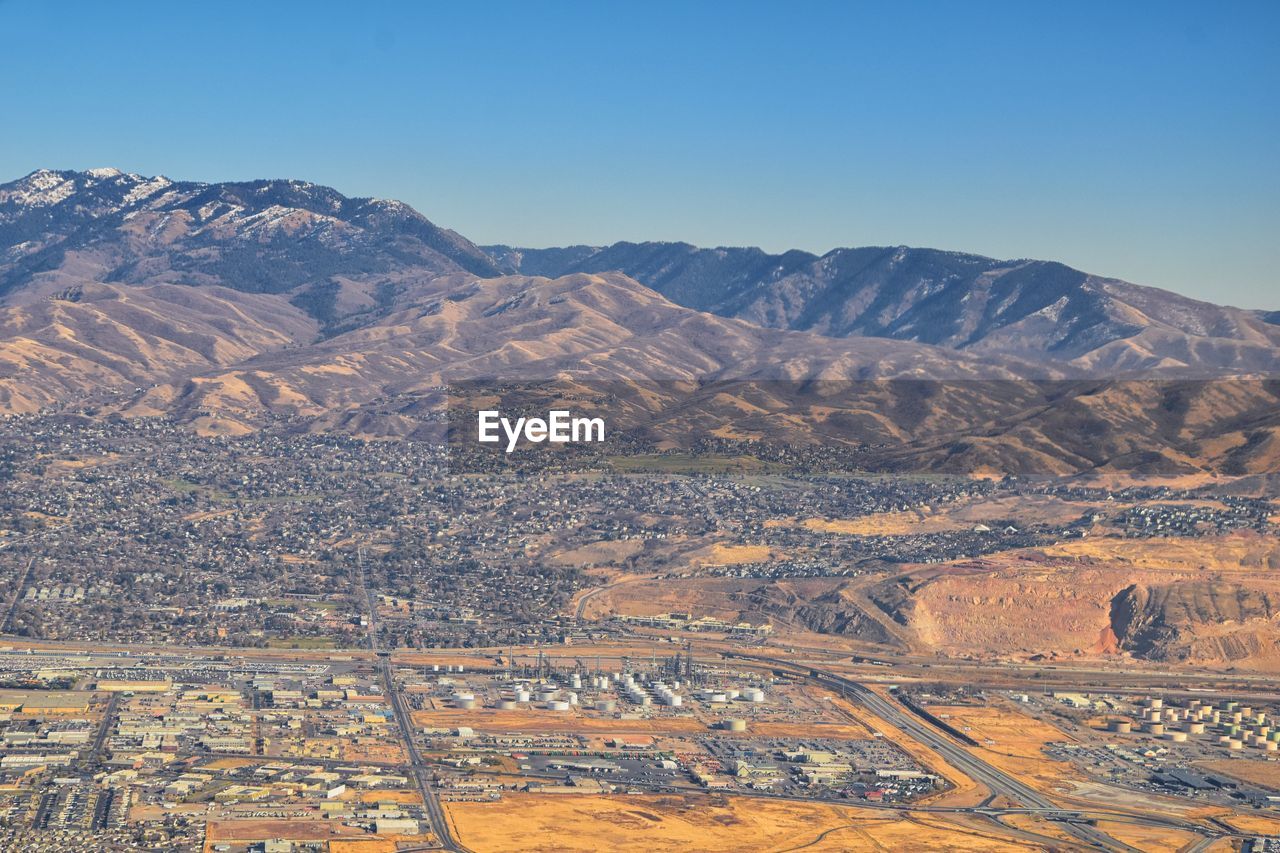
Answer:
[2, 1, 1276, 308]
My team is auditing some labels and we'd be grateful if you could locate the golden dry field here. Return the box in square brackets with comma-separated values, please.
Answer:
[1090, 820, 1201, 851]
[1195, 758, 1280, 791]
[1036, 531, 1280, 573]
[444, 793, 1039, 852]
[1220, 812, 1280, 835]
[768, 494, 1093, 536]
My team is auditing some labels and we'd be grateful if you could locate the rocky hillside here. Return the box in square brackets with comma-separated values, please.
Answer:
[0, 168, 499, 330]
[1110, 581, 1280, 666]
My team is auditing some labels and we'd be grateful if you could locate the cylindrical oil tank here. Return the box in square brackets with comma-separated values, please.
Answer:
[725, 718, 747, 732]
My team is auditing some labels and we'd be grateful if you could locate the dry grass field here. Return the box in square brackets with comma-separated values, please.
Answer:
[769, 494, 1092, 536]
[1090, 820, 1201, 851]
[1036, 531, 1280, 573]
[444, 793, 1037, 852]
[203, 819, 381, 850]
[1221, 812, 1280, 835]
[686, 542, 775, 565]
[1195, 758, 1280, 791]
[327, 840, 402, 853]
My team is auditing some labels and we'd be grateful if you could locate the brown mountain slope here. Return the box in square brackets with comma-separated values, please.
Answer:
[0, 282, 316, 413]
[2, 271, 1277, 477]
[879, 379, 1280, 478]
[116, 272, 1042, 428]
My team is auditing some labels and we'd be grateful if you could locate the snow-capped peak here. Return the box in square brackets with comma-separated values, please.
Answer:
[85, 167, 125, 179]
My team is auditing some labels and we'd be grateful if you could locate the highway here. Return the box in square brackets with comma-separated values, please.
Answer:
[727, 651, 1234, 853]
[828, 676, 1138, 852]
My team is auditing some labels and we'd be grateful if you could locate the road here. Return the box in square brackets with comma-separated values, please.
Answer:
[355, 546, 468, 853]
[87, 691, 120, 769]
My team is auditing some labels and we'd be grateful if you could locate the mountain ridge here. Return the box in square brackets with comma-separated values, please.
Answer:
[2, 168, 1279, 478]
[483, 241, 1280, 376]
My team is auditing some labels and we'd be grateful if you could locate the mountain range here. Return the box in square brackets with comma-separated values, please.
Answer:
[1, 167, 1278, 478]
[484, 243, 1280, 376]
